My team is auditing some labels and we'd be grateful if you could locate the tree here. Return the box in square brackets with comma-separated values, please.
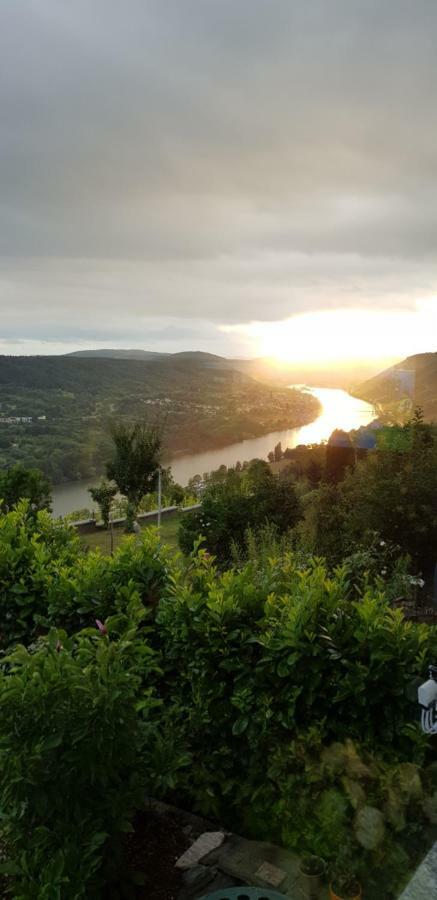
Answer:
[106, 421, 162, 531]
[274, 441, 283, 462]
[298, 482, 347, 565]
[179, 458, 302, 563]
[306, 459, 323, 487]
[326, 430, 355, 484]
[340, 415, 437, 575]
[0, 464, 52, 514]
[88, 478, 117, 529]
[169, 483, 185, 505]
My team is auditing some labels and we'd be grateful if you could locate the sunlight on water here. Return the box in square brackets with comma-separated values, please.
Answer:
[289, 387, 375, 445]
[51, 387, 375, 516]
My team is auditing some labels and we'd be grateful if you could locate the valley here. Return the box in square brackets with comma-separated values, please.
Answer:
[0, 353, 320, 484]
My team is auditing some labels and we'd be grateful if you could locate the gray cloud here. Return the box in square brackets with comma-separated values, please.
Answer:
[1, 1, 437, 351]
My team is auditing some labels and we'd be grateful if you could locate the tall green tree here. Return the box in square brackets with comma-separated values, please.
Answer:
[341, 412, 437, 574]
[0, 464, 52, 514]
[106, 421, 162, 532]
[88, 478, 117, 529]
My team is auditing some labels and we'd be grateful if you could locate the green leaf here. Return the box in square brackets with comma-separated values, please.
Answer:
[232, 717, 249, 735]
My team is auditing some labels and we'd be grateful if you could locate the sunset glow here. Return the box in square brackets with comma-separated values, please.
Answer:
[223, 299, 437, 368]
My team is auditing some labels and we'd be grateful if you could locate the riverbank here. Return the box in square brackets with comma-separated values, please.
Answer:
[51, 387, 375, 517]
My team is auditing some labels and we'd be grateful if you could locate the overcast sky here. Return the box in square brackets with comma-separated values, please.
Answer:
[1, 1, 437, 362]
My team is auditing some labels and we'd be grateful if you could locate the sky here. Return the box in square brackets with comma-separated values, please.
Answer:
[1, 0, 437, 369]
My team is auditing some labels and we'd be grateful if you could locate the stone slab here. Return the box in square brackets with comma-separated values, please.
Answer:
[398, 841, 437, 900]
[255, 861, 287, 887]
[202, 835, 302, 896]
[176, 831, 226, 869]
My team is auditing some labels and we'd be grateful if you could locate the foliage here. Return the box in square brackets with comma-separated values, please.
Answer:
[156, 547, 436, 895]
[0, 507, 173, 648]
[0, 597, 159, 899]
[179, 460, 302, 563]
[107, 421, 162, 531]
[297, 482, 347, 565]
[158, 550, 433, 767]
[1, 477, 436, 897]
[340, 414, 437, 575]
[88, 479, 117, 528]
[0, 502, 81, 649]
[325, 430, 355, 484]
[0, 464, 52, 514]
[47, 529, 173, 634]
[340, 534, 416, 603]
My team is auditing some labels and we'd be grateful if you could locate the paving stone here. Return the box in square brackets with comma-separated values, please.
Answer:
[182, 864, 217, 888]
[202, 834, 301, 896]
[178, 864, 218, 899]
[399, 841, 437, 899]
[255, 862, 287, 887]
[176, 831, 226, 869]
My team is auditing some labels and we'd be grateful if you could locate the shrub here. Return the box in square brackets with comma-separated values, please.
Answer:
[0, 464, 52, 514]
[179, 461, 302, 563]
[0, 597, 159, 898]
[47, 528, 173, 634]
[0, 508, 173, 650]
[156, 548, 436, 896]
[0, 502, 81, 649]
[157, 550, 434, 820]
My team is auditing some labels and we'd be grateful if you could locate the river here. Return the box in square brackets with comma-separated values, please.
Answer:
[51, 387, 375, 517]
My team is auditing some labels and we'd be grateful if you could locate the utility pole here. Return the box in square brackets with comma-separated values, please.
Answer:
[157, 466, 162, 528]
[110, 513, 114, 556]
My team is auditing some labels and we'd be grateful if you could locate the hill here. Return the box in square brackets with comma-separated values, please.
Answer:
[355, 352, 437, 421]
[66, 348, 168, 360]
[65, 348, 382, 388]
[0, 355, 320, 484]
[65, 348, 229, 366]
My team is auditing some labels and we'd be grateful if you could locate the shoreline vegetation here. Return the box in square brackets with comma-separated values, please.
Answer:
[0, 354, 321, 485]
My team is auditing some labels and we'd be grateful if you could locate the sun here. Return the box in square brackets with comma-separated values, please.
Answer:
[223, 300, 437, 369]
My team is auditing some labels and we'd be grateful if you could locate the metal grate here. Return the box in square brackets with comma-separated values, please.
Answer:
[199, 890, 286, 900]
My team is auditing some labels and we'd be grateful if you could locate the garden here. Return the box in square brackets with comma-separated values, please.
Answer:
[0, 501, 436, 899]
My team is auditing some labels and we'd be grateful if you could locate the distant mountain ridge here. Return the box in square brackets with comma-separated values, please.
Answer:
[66, 348, 168, 360]
[355, 352, 437, 421]
[65, 348, 232, 366]
[65, 348, 381, 388]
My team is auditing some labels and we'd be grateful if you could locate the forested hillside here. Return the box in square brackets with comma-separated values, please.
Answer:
[0, 355, 319, 483]
[355, 352, 437, 421]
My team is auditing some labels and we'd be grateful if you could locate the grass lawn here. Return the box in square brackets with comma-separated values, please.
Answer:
[80, 514, 181, 555]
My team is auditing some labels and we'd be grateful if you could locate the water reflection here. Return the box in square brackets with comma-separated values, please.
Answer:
[289, 387, 375, 444]
[51, 386, 375, 516]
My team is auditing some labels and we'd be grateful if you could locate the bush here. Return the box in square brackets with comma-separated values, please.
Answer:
[0, 502, 81, 649]
[0, 508, 173, 649]
[0, 464, 52, 514]
[47, 528, 173, 634]
[340, 416, 437, 575]
[179, 460, 302, 563]
[155, 548, 436, 895]
[0, 597, 159, 898]
[157, 549, 434, 809]
[0, 498, 435, 898]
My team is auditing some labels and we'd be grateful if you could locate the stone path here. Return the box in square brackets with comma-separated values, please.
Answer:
[152, 798, 436, 899]
[398, 841, 437, 900]
[149, 800, 328, 900]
